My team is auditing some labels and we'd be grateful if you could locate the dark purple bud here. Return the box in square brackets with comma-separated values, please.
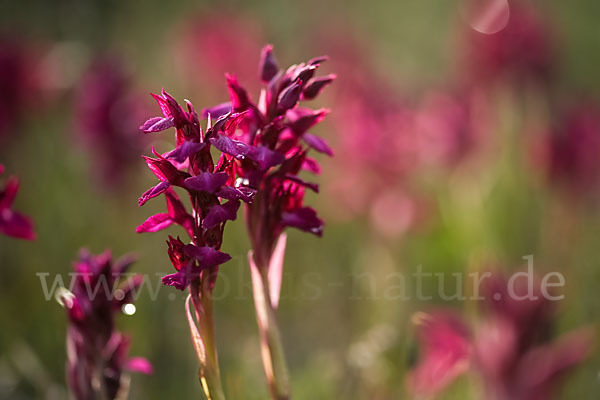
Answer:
[292, 65, 317, 84]
[301, 74, 336, 100]
[303, 133, 334, 156]
[278, 80, 303, 111]
[259, 44, 279, 83]
[308, 55, 328, 66]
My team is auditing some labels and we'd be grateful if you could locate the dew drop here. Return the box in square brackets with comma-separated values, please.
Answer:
[122, 303, 136, 316]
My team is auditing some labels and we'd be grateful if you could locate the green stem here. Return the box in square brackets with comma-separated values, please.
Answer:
[250, 256, 291, 400]
[189, 279, 226, 400]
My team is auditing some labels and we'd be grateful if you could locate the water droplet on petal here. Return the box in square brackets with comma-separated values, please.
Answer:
[463, 0, 510, 35]
[122, 303, 136, 315]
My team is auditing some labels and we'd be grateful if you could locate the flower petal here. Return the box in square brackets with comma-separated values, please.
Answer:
[184, 171, 229, 193]
[216, 185, 256, 203]
[226, 74, 251, 111]
[287, 108, 329, 135]
[302, 133, 333, 156]
[0, 211, 35, 240]
[136, 213, 173, 233]
[140, 116, 174, 133]
[163, 141, 206, 163]
[281, 207, 324, 236]
[202, 200, 241, 229]
[138, 181, 170, 206]
[209, 134, 252, 160]
[278, 80, 303, 111]
[301, 74, 336, 100]
[183, 244, 232, 267]
[202, 102, 232, 120]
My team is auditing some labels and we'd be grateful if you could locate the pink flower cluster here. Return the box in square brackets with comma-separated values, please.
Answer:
[409, 272, 592, 400]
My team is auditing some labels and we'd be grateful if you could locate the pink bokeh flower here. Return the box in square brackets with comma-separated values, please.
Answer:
[173, 12, 265, 97]
[409, 272, 593, 399]
[0, 37, 45, 147]
[534, 101, 600, 197]
[461, 3, 555, 87]
[74, 56, 149, 188]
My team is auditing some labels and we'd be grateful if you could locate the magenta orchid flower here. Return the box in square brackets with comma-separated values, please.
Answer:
[137, 89, 265, 399]
[203, 45, 334, 399]
[0, 164, 35, 240]
[137, 90, 255, 290]
[408, 272, 593, 399]
[61, 250, 152, 400]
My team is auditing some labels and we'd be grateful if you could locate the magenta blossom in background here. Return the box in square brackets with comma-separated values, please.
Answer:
[74, 56, 149, 188]
[173, 12, 264, 97]
[409, 272, 593, 400]
[414, 89, 489, 168]
[317, 29, 418, 233]
[0, 164, 35, 240]
[408, 311, 471, 397]
[0, 37, 44, 147]
[461, 2, 555, 87]
[534, 101, 600, 197]
[61, 250, 151, 400]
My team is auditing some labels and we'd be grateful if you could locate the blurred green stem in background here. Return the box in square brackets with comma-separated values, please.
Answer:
[249, 252, 291, 400]
[187, 277, 226, 400]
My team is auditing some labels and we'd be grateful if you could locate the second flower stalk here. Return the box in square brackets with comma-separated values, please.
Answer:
[137, 45, 334, 399]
